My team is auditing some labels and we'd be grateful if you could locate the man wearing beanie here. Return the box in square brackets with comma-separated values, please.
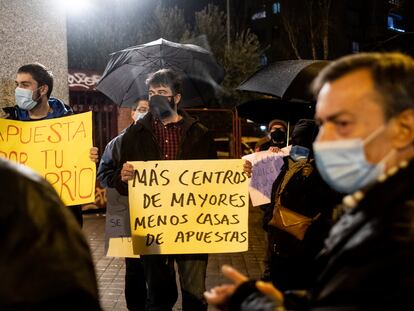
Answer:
[255, 119, 288, 152]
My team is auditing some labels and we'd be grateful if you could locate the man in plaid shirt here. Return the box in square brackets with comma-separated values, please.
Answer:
[110, 69, 217, 311]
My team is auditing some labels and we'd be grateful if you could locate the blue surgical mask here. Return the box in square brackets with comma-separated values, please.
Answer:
[313, 126, 392, 194]
[15, 87, 40, 111]
[134, 111, 148, 121]
[290, 145, 310, 162]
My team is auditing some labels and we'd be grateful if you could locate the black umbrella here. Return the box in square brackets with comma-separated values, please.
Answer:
[236, 98, 315, 125]
[237, 60, 330, 102]
[96, 38, 225, 108]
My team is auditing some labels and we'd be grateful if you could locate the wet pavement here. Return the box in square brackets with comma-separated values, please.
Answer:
[82, 204, 266, 311]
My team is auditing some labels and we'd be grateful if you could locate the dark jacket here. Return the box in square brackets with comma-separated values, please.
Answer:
[0, 158, 101, 310]
[2, 97, 72, 120]
[97, 129, 126, 188]
[225, 158, 414, 311]
[110, 111, 217, 195]
[264, 156, 342, 290]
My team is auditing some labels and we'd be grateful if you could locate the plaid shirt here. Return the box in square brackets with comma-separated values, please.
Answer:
[152, 118, 183, 160]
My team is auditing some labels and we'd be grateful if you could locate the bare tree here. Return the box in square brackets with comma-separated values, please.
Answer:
[281, 13, 302, 60]
[143, 4, 189, 43]
[320, 0, 332, 59]
[67, 2, 260, 105]
[222, 29, 261, 105]
[306, 0, 317, 60]
[278, 0, 332, 60]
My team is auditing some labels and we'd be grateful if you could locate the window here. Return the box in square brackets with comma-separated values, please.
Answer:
[352, 41, 360, 53]
[387, 13, 405, 32]
[252, 10, 266, 20]
[272, 2, 281, 14]
[388, 0, 401, 6]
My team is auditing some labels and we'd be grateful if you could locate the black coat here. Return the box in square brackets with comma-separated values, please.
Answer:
[264, 156, 342, 290]
[0, 158, 101, 310]
[227, 158, 414, 311]
[110, 111, 217, 195]
[310, 158, 414, 310]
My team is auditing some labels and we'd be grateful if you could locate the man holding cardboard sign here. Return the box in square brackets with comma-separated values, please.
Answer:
[110, 69, 217, 311]
[0, 63, 95, 226]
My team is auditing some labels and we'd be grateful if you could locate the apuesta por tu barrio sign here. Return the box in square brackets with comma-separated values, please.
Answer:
[128, 159, 249, 255]
[0, 112, 95, 205]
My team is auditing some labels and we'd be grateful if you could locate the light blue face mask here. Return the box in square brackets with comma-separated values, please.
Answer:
[313, 126, 393, 194]
[15, 87, 40, 111]
[290, 145, 310, 162]
[134, 111, 148, 121]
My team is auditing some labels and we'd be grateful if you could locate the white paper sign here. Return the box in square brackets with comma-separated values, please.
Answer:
[243, 150, 287, 206]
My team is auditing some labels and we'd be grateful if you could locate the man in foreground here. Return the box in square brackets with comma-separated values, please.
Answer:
[205, 52, 414, 310]
[0, 158, 101, 310]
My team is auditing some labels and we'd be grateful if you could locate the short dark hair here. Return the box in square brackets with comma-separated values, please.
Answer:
[312, 52, 414, 120]
[17, 63, 54, 99]
[145, 69, 183, 95]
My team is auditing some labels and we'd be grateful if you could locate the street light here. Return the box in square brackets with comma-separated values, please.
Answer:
[59, 0, 91, 15]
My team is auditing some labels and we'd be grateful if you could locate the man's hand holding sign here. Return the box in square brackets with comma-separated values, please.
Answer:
[121, 159, 249, 255]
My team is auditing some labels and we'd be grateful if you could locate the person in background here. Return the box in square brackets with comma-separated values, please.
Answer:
[263, 119, 342, 291]
[0, 158, 101, 310]
[112, 68, 217, 311]
[131, 97, 150, 122]
[252, 119, 290, 280]
[97, 97, 149, 311]
[255, 119, 288, 152]
[205, 52, 414, 310]
[0, 63, 97, 226]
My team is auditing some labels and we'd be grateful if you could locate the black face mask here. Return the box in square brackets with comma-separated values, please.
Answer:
[149, 95, 176, 119]
[270, 129, 286, 144]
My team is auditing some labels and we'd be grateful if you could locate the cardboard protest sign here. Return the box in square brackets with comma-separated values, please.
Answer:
[128, 159, 249, 255]
[107, 237, 139, 258]
[105, 188, 139, 258]
[242, 151, 286, 206]
[0, 112, 95, 205]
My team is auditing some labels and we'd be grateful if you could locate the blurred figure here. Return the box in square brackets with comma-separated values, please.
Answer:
[255, 119, 288, 152]
[0, 158, 101, 310]
[206, 52, 414, 310]
[97, 97, 149, 311]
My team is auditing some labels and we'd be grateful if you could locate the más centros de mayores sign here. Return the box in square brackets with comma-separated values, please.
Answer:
[128, 159, 249, 255]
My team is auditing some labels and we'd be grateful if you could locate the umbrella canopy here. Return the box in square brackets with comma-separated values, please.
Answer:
[236, 98, 315, 125]
[96, 38, 225, 108]
[237, 60, 330, 102]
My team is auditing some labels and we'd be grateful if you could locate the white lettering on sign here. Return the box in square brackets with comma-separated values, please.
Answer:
[68, 72, 101, 90]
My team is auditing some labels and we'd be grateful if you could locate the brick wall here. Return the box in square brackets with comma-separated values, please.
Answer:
[117, 107, 133, 133]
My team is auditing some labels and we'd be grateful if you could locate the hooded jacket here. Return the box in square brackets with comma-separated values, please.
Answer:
[2, 97, 72, 120]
